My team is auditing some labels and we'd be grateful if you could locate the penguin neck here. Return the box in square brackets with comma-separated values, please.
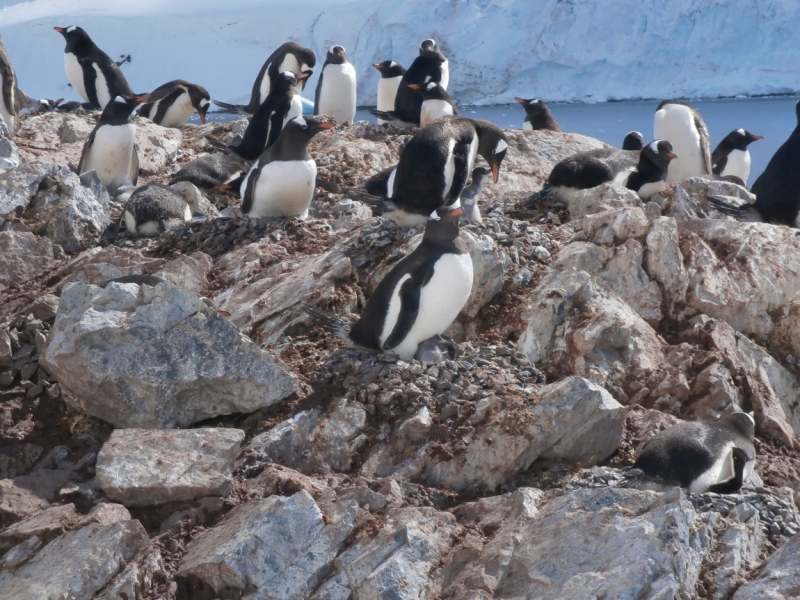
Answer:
[267, 132, 311, 161]
[635, 157, 668, 183]
[422, 226, 466, 253]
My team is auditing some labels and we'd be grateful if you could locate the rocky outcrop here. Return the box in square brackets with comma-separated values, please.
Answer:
[0, 232, 55, 289]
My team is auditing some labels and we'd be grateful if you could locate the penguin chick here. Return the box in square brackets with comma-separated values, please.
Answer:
[515, 97, 562, 132]
[626, 140, 677, 200]
[121, 182, 192, 236]
[139, 80, 210, 128]
[460, 166, 490, 223]
[711, 128, 763, 185]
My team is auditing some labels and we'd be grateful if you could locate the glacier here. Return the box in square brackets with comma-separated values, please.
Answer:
[0, 0, 798, 107]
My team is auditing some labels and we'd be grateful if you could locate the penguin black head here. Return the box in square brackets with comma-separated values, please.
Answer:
[373, 60, 406, 78]
[471, 166, 490, 185]
[424, 205, 463, 245]
[622, 131, 644, 151]
[722, 411, 756, 440]
[326, 45, 347, 64]
[295, 46, 317, 78]
[419, 39, 446, 62]
[274, 71, 308, 95]
[54, 26, 95, 55]
[514, 97, 548, 114]
[185, 83, 211, 124]
[474, 120, 508, 182]
[720, 128, 763, 151]
[282, 115, 335, 142]
[99, 94, 150, 126]
[640, 140, 677, 172]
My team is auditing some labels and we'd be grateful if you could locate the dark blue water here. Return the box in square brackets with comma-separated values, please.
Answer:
[201, 96, 800, 182]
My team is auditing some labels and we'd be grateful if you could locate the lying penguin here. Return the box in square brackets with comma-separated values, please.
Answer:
[306, 205, 472, 360]
[120, 182, 192, 236]
[138, 80, 211, 128]
[170, 153, 249, 190]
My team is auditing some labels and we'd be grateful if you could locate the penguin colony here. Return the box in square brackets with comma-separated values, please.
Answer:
[4, 24, 799, 497]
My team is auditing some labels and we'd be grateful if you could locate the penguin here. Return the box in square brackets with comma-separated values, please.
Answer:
[170, 153, 249, 190]
[625, 140, 677, 200]
[209, 71, 306, 161]
[633, 412, 755, 494]
[0, 36, 18, 133]
[622, 131, 644, 151]
[372, 116, 508, 226]
[415, 335, 457, 363]
[413, 81, 459, 128]
[138, 80, 210, 128]
[514, 98, 562, 132]
[54, 26, 134, 109]
[653, 100, 712, 184]
[314, 45, 357, 125]
[77, 94, 148, 191]
[239, 116, 333, 219]
[364, 164, 396, 197]
[389, 39, 449, 127]
[373, 60, 406, 125]
[306, 205, 472, 360]
[461, 166, 489, 223]
[214, 42, 315, 115]
[711, 128, 763, 185]
[55, 100, 94, 112]
[120, 182, 192, 236]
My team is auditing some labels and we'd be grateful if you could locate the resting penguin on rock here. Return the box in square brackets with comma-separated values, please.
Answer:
[54, 26, 135, 109]
[711, 128, 763, 185]
[170, 153, 249, 190]
[314, 45, 357, 125]
[239, 116, 333, 219]
[653, 99, 712, 184]
[78, 94, 149, 191]
[0, 36, 18, 133]
[214, 42, 315, 115]
[625, 140, 678, 200]
[138, 80, 210, 128]
[373, 81, 458, 128]
[120, 182, 192, 236]
[514, 98, 562, 132]
[373, 60, 406, 125]
[632, 412, 755, 494]
[306, 205, 472, 361]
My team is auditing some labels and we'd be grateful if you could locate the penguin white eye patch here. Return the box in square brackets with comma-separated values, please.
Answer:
[648, 141, 660, 153]
[113, 96, 126, 104]
[736, 128, 746, 136]
[426, 82, 437, 91]
[493, 139, 508, 154]
[291, 116, 308, 128]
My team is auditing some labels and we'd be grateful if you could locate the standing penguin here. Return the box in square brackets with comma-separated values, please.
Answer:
[240, 116, 333, 219]
[54, 26, 134, 109]
[0, 36, 18, 133]
[372, 116, 507, 226]
[306, 205, 472, 361]
[390, 39, 449, 127]
[214, 42, 315, 115]
[120, 182, 192, 236]
[711, 128, 763, 185]
[209, 71, 306, 160]
[314, 45, 357, 125]
[138, 80, 210, 128]
[633, 412, 755, 494]
[373, 60, 406, 125]
[625, 140, 678, 200]
[514, 98, 562, 132]
[653, 100, 712, 184]
[77, 94, 149, 191]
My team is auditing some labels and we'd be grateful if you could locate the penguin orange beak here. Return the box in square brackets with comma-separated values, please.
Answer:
[198, 106, 208, 125]
[666, 152, 678, 159]
[373, 63, 383, 70]
[491, 162, 500, 182]
[316, 122, 335, 130]
[751, 134, 764, 140]
[514, 97, 526, 105]
[408, 84, 421, 90]
[134, 94, 150, 103]
[448, 207, 464, 218]
[297, 73, 310, 82]
[54, 26, 65, 34]
[53, 98, 64, 106]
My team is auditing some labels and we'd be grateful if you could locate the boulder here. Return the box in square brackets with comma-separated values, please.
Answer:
[566, 183, 642, 221]
[581, 206, 650, 246]
[132, 116, 182, 176]
[41, 280, 298, 428]
[0, 232, 54, 288]
[0, 115, 20, 172]
[95, 547, 164, 600]
[732, 530, 800, 600]
[0, 163, 58, 218]
[0, 469, 76, 525]
[644, 216, 688, 315]
[96, 428, 245, 506]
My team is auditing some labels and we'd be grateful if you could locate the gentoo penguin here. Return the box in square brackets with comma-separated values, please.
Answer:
[514, 98, 562, 132]
[55, 100, 93, 112]
[625, 140, 677, 200]
[170, 153, 249, 190]
[365, 164, 396, 197]
[373, 60, 406, 125]
[390, 39, 449, 127]
[306, 205, 472, 360]
[711, 128, 763, 184]
[314, 46, 357, 125]
[461, 166, 489, 222]
[209, 71, 306, 161]
[138, 80, 210, 128]
[214, 42, 315, 115]
[54, 26, 134, 109]
[633, 412, 755, 494]
[78, 94, 148, 191]
[240, 116, 333, 219]
[653, 100, 712, 184]
[622, 131, 644, 151]
[374, 81, 458, 128]
[0, 36, 18, 133]
[374, 116, 508, 226]
[121, 182, 192, 235]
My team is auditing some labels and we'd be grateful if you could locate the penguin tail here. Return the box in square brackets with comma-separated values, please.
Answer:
[304, 304, 353, 342]
[706, 196, 762, 222]
[358, 194, 400, 215]
[205, 136, 233, 154]
[212, 100, 251, 115]
[525, 185, 556, 210]
[369, 109, 394, 121]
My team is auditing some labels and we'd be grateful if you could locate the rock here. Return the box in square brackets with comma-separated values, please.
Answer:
[0, 504, 148, 600]
[644, 216, 688, 316]
[0, 232, 54, 288]
[0, 330, 11, 367]
[774, 301, 800, 361]
[0, 469, 76, 525]
[581, 206, 650, 246]
[0, 163, 58, 218]
[41, 280, 298, 428]
[461, 231, 511, 318]
[21, 294, 61, 321]
[176, 490, 358, 599]
[95, 428, 245, 506]
[26, 167, 110, 253]
[732, 530, 800, 600]
[132, 116, 182, 176]
[94, 547, 164, 600]
[681, 176, 756, 205]
[712, 506, 764, 600]
[423, 377, 624, 490]
[170, 180, 218, 214]
[152, 251, 213, 296]
[57, 245, 160, 290]
[0, 116, 19, 172]
[311, 127, 397, 178]
[0, 443, 43, 480]
[665, 184, 708, 221]
[566, 183, 642, 221]
[57, 114, 93, 143]
[313, 506, 460, 600]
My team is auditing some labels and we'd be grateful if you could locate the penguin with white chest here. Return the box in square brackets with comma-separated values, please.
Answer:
[121, 182, 192, 236]
[633, 412, 756, 494]
[373, 81, 458, 128]
[373, 60, 406, 125]
[711, 128, 763, 185]
[514, 98, 561, 132]
[78, 94, 149, 192]
[314, 46, 357, 125]
[384, 39, 449, 127]
[626, 140, 678, 200]
[653, 100, 712, 184]
[54, 26, 134, 109]
[0, 36, 18, 133]
[139, 80, 210, 128]
[240, 116, 333, 219]
[306, 205, 472, 361]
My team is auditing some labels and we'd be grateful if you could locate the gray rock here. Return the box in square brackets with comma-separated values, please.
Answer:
[41, 280, 298, 428]
[95, 428, 245, 506]
[582, 206, 651, 246]
[712, 508, 764, 600]
[566, 183, 642, 221]
[644, 216, 688, 316]
[732, 530, 800, 599]
[57, 114, 93, 144]
[462, 231, 511, 318]
[94, 546, 164, 600]
[0, 232, 54, 288]
[0, 469, 76, 524]
[0, 115, 19, 172]
[176, 490, 357, 599]
[0, 163, 58, 218]
[132, 116, 182, 176]
[0, 443, 43, 480]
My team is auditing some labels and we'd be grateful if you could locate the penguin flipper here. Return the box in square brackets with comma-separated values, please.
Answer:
[695, 114, 713, 175]
[304, 304, 353, 342]
[368, 109, 416, 128]
[525, 185, 556, 209]
[314, 68, 324, 114]
[240, 160, 262, 215]
[77, 127, 97, 175]
[80, 57, 101, 108]
[212, 100, 251, 116]
[383, 270, 428, 351]
[131, 144, 139, 186]
[446, 140, 473, 205]
[706, 196, 762, 222]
